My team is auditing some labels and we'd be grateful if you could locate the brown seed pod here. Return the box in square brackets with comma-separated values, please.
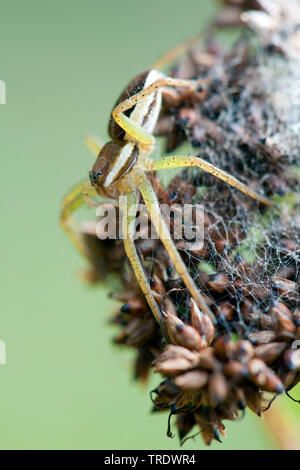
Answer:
[271, 301, 293, 321]
[213, 336, 236, 360]
[271, 303, 296, 339]
[164, 312, 207, 350]
[223, 360, 248, 378]
[244, 385, 262, 416]
[216, 301, 235, 321]
[248, 358, 284, 393]
[190, 298, 215, 346]
[207, 273, 230, 293]
[174, 370, 209, 391]
[271, 277, 297, 295]
[248, 330, 277, 345]
[154, 357, 194, 378]
[197, 347, 219, 371]
[120, 297, 148, 314]
[150, 275, 166, 296]
[262, 368, 284, 394]
[234, 340, 254, 362]
[208, 372, 228, 406]
[255, 342, 287, 364]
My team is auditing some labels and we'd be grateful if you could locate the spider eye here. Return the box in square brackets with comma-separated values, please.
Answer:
[89, 170, 103, 186]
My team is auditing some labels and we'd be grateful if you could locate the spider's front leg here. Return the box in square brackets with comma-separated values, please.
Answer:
[133, 168, 215, 323]
[143, 155, 273, 206]
[112, 74, 210, 148]
[119, 185, 163, 324]
[60, 181, 98, 257]
[61, 135, 105, 256]
[85, 134, 104, 157]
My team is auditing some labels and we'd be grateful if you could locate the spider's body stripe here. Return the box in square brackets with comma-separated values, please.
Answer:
[128, 69, 163, 135]
[104, 142, 137, 187]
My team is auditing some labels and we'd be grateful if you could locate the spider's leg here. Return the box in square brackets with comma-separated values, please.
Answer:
[82, 181, 99, 208]
[61, 181, 97, 257]
[119, 188, 163, 324]
[85, 134, 103, 157]
[143, 155, 273, 206]
[133, 168, 215, 323]
[152, 33, 202, 70]
[112, 76, 210, 147]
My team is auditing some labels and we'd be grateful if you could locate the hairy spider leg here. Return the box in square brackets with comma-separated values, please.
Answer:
[120, 185, 163, 323]
[61, 135, 104, 255]
[85, 134, 104, 157]
[61, 181, 98, 257]
[143, 155, 273, 206]
[133, 168, 215, 323]
[152, 33, 203, 70]
[112, 76, 210, 147]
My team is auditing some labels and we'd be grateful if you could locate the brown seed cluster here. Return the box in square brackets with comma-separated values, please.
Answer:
[79, 0, 300, 445]
[151, 300, 300, 444]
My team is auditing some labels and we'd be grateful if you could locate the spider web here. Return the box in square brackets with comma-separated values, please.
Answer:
[151, 34, 300, 335]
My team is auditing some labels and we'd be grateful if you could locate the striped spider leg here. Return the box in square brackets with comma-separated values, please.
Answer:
[61, 69, 273, 326]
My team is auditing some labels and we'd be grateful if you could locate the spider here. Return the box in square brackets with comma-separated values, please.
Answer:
[61, 68, 273, 325]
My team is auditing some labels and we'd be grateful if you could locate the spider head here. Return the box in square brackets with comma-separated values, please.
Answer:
[89, 141, 138, 194]
[89, 141, 123, 190]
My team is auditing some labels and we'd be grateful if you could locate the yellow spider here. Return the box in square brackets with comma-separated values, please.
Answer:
[61, 67, 272, 325]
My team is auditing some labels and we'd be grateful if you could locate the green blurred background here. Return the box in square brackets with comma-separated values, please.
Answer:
[0, 0, 297, 450]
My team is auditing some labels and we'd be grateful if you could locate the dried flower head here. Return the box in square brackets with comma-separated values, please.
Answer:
[79, 0, 300, 446]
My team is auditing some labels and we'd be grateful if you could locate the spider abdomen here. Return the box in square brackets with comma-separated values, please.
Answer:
[108, 69, 163, 144]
